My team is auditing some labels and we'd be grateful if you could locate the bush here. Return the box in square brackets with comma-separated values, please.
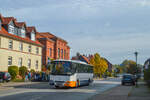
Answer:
[8, 66, 19, 80]
[30, 69, 35, 73]
[144, 68, 150, 87]
[19, 66, 28, 80]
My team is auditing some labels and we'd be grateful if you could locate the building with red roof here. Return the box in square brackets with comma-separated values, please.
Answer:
[0, 14, 43, 72]
[37, 32, 70, 66]
[71, 53, 90, 64]
[0, 13, 70, 71]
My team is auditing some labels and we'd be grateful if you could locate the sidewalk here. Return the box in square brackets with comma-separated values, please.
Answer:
[128, 82, 150, 100]
[0, 82, 41, 90]
[89, 85, 132, 100]
[89, 81, 150, 100]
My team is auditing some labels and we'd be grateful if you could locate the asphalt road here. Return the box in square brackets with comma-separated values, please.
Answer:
[0, 78, 121, 100]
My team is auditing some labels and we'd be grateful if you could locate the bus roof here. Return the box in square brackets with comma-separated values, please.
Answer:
[53, 59, 92, 66]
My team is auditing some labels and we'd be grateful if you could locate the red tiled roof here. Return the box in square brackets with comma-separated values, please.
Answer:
[0, 27, 43, 47]
[2, 17, 14, 24]
[15, 22, 26, 28]
[38, 32, 67, 43]
[36, 33, 44, 38]
[81, 55, 90, 64]
[38, 32, 55, 39]
[36, 32, 55, 43]
[26, 26, 36, 33]
[0, 14, 42, 47]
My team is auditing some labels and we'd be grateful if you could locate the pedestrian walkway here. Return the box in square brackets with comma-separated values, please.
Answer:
[89, 81, 150, 100]
[0, 82, 41, 90]
[128, 82, 150, 100]
[89, 85, 132, 100]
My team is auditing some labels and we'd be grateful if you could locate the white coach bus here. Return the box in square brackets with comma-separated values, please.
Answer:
[49, 59, 93, 88]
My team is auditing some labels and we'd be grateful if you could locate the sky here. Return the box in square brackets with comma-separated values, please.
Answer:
[0, 0, 150, 65]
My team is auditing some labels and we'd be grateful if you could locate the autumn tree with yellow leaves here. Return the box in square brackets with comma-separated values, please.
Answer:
[90, 53, 108, 78]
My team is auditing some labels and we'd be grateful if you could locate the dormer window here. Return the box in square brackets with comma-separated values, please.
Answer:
[8, 21, 15, 34]
[0, 19, 1, 30]
[31, 30, 35, 41]
[18, 26, 26, 38]
[14, 27, 18, 35]
[21, 27, 26, 38]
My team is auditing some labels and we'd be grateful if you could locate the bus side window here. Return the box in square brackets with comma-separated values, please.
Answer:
[85, 65, 88, 73]
[71, 63, 77, 73]
[91, 66, 93, 73]
[76, 64, 79, 73]
[82, 64, 85, 73]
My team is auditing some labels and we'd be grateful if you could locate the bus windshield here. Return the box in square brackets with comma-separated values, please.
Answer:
[51, 61, 76, 75]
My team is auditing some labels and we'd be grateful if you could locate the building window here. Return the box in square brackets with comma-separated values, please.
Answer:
[61, 49, 63, 59]
[19, 42, 23, 51]
[14, 27, 18, 36]
[49, 48, 52, 57]
[8, 22, 15, 34]
[21, 27, 26, 38]
[28, 59, 31, 68]
[31, 31, 35, 41]
[8, 56, 12, 66]
[58, 48, 60, 58]
[8, 40, 13, 49]
[36, 47, 39, 54]
[36, 60, 38, 69]
[18, 58, 22, 67]
[28, 45, 31, 53]
[64, 50, 66, 59]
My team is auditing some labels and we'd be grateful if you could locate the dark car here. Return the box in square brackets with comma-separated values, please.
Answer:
[0, 72, 11, 82]
[121, 74, 135, 85]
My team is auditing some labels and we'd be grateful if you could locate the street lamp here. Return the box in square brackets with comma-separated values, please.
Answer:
[134, 51, 138, 67]
[134, 51, 139, 86]
[134, 51, 138, 75]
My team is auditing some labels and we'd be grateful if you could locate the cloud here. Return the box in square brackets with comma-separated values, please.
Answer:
[136, 0, 150, 7]
[0, 0, 150, 64]
[68, 32, 150, 64]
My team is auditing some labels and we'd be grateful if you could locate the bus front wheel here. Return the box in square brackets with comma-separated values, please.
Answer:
[55, 85, 59, 88]
[87, 79, 91, 86]
[76, 80, 79, 88]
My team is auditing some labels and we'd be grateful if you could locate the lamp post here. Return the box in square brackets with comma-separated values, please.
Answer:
[134, 51, 138, 75]
[134, 52, 138, 67]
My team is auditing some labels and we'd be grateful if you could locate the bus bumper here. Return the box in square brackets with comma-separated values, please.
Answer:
[64, 81, 76, 87]
[49, 80, 77, 87]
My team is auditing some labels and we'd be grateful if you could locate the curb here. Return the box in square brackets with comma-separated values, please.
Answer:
[0, 87, 14, 91]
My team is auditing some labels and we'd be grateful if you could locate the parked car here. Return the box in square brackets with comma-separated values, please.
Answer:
[116, 74, 123, 78]
[121, 74, 135, 85]
[0, 72, 11, 82]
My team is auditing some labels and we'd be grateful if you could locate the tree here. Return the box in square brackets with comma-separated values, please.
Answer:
[8, 66, 19, 80]
[144, 66, 150, 87]
[19, 66, 28, 79]
[120, 60, 141, 74]
[90, 53, 108, 78]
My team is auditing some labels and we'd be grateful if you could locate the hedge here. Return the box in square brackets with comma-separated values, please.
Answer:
[19, 66, 28, 80]
[8, 66, 19, 80]
[144, 68, 150, 87]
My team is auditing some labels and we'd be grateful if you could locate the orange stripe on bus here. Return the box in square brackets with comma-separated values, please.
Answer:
[64, 81, 77, 87]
